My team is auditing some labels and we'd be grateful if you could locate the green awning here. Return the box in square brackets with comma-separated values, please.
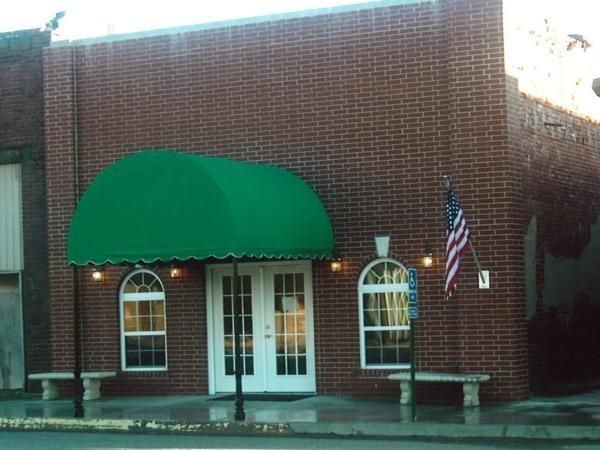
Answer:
[67, 150, 334, 265]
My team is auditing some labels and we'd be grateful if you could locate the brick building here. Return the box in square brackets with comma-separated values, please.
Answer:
[0, 29, 51, 391]
[40, 0, 600, 403]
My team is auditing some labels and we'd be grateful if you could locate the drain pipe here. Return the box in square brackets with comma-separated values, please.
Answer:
[70, 44, 83, 418]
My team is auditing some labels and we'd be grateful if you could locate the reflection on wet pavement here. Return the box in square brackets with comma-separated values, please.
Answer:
[2, 391, 600, 427]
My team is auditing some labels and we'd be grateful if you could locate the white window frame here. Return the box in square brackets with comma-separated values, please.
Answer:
[358, 257, 410, 369]
[119, 268, 168, 372]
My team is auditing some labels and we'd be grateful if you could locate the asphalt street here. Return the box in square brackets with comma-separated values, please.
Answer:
[1, 432, 600, 450]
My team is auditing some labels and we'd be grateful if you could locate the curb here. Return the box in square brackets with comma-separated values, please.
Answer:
[0, 417, 290, 436]
[289, 421, 600, 441]
[2, 417, 600, 441]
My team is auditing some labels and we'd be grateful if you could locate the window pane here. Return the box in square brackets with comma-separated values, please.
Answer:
[295, 273, 304, 291]
[242, 275, 251, 295]
[298, 356, 307, 375]
[154, 335, 165, 349]
[222, 276, 231, 295]
[140, 351, 154, 366]
[124, 280, 137, 293]
[139, 316, 151, 331]
[243, 316, 252, 334]
[225, 356, 234, 375]
[224, 336, 233, 355]
[245, 356, 254, 375]
[284, 274, 294, 293]
[224, 297, 232, 316]
[224, 316, 233, 335]
[152, 316, 165, 331]
[126, 351, 140, 367]
[155, 350, 166, 366]
[274, 274, 283, 293]
[243, 296, 251, 314]
[152, 300, 164, 316]
[287, 356, 297, 375]
[138, 301, 151, 315]
[276, 355, 285, 375]
[297, 335, 306, 354]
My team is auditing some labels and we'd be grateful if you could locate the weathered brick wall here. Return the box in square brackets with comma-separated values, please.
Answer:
[0, 29, 51, 380]
[509, 80, 600, 390]
[44, 0, 529, 401]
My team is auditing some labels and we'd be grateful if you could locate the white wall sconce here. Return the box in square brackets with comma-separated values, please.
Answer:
[374, 235, 390, 258]
[91, 267, 105, 282]
[330, 258, 343, 273]
[423, 244, 433, 268]
[423, 253, 433, 268]
[169, 264, 183, 279]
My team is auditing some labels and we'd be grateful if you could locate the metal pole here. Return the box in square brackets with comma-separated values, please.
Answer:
[232, 258, 245, 420]
[468, 240, 486, 285]
[73, 266, 83, 418]
[409, 318, 416, 422]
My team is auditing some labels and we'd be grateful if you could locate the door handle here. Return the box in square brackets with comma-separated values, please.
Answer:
[265, 333, 272, 339]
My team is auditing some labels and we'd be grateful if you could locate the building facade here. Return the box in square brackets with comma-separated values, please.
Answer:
[40, 0, 600, 403]
[0, 29, 51, 391]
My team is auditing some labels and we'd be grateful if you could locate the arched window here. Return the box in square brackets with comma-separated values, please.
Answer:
[358, 258, 410, 368]
[119, 269, 167, 371]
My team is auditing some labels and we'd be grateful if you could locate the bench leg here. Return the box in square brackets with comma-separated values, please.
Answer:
[83, 378, 102, 400]
[399, 380, 411, 405]
[463, 382, 481, 407]
[41, 380, 60, 400]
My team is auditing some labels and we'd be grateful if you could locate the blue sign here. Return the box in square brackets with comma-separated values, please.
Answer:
[409, 306, 419, 320]
[408, 268, 419, 319]
[409, 292, 418, 305]
[408, 268, 418, 292]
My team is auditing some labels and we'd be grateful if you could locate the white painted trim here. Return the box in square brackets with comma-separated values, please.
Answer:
[206, 260, 316, 393]
[119, 268, 168, 372]
[357, 257, 409, 286]
[360, 283, 409, 293]
[122, 292, 165, 301]
[358, 257, 410, 369]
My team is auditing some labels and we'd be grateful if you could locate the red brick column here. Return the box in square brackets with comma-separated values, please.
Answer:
[444, 0, 529, 401]
[44, 45, 78, 371]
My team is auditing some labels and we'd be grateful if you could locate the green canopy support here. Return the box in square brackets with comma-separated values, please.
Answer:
[68, 150, 334, 264]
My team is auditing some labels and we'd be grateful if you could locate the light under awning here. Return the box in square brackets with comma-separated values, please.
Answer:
[67, 150, 335, 265]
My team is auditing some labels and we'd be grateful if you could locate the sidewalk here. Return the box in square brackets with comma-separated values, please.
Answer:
[2, 390, 600, 441]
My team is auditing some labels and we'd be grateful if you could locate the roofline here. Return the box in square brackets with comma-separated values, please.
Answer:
[51, 0, 432, 47]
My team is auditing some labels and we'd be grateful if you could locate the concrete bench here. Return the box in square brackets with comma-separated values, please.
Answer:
[80, 371, 117, 400]
[28, 371, 117, 400]
[387, 371, 490, 407]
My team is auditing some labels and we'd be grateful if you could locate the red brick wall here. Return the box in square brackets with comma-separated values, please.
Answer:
[508, 78, 600, 390]
[44, 0, 529, 401]
[0, 29, 52, 380]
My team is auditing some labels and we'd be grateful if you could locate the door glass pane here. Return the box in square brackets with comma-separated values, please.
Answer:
[273, 273, 307, 375]
[222, 275, 254, 376]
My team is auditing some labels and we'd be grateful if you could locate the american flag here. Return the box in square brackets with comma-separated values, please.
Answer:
[445, 186, 470, 299]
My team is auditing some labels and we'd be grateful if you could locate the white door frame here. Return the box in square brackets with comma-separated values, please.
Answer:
[206, 260, 315, 394]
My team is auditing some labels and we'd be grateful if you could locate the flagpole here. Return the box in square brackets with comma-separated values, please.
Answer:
[468, 239, 486, 285]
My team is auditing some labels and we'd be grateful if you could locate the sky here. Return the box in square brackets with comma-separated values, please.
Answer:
[0, 0, 369, 40]
[1, 0, 598, 42]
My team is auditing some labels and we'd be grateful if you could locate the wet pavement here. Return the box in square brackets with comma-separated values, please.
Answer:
[2, 390, 600, 441]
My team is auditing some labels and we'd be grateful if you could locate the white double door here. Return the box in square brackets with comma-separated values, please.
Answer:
[210, 262, 315, 393]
